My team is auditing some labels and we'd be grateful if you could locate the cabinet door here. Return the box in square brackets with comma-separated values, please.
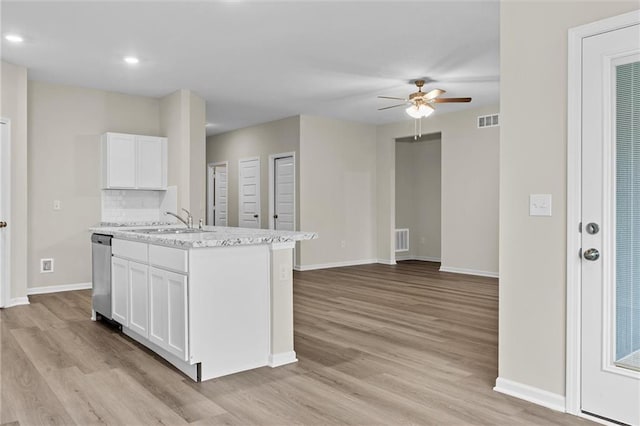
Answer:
[166, 270, 188, 361]
[104, 133, 136, 188]
[149, 267, 188, 361]
[111, 256, 129, 326]
[136, 136, 166, 189]
[128, 261, 149, 338]
[149, 266, 168, 349]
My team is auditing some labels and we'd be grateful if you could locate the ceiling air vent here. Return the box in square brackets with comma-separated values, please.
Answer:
[478, 113, 499, 128]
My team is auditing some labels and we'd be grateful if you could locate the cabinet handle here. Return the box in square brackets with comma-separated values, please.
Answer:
[0, 221, 7, 228]
[253, 214, 259, 218]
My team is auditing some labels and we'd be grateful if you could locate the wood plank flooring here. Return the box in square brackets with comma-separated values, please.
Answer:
[1, 261, 592, 425]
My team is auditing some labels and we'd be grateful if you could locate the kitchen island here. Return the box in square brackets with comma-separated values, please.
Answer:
[90, 224, 316, 381]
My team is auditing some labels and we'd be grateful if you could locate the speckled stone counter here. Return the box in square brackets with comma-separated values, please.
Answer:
[90, 224, 318, 248]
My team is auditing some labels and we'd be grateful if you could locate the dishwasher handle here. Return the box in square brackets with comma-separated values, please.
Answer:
[91, 233, 112, 245]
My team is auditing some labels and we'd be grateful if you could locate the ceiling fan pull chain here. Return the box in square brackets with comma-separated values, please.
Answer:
[414, 119, 418, 140]
[419, 116, 422, 138]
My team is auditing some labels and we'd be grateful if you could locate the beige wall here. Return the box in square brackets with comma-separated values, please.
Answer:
[298, 115, 378, 267]
[499, 1, 640, 396]
[27, 81, 161, 289]
[395, 137, 441, 260]
[378, 105, 500, 275]
[1, 61, 28, 300]
[206, 116, 300, 229]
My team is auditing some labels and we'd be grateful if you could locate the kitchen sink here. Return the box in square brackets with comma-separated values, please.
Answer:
[124, 228, 208, 235]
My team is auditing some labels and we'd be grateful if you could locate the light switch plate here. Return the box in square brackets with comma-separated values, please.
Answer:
[530, 194, 552, 216]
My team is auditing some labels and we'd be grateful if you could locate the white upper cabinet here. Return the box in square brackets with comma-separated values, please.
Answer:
[102, 132, 167, 190]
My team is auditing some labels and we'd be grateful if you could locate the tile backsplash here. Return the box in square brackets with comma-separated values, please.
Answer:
[101, 186, 177, 224]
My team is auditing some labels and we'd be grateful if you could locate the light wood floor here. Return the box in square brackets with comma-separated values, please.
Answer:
[1, 261, 592, 425]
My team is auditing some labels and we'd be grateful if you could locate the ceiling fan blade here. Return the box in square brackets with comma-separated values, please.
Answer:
[378, 96, 407, 101]
[378, 103, 407, 111]
[432, 97, 472, 103]
[423, 89, 445, 101]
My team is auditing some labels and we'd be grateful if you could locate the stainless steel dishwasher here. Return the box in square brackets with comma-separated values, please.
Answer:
[91, 233, 112, 319]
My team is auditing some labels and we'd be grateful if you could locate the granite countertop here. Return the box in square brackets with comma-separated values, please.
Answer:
[90, 224, 318, 249]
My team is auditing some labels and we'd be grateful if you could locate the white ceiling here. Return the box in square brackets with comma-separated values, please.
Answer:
[1, 1, 500, 135]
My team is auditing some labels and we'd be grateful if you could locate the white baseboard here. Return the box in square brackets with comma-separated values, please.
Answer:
[494, 377, 565, 412]
[395, 255, 441, 262]
[294, 259, 378, 271]
[439, 265, 499, 278]
[376, 258, 397, 265]
[268, 351, 298, 367]
[28, 282, 92, 295]
[3, 296, 30, 308]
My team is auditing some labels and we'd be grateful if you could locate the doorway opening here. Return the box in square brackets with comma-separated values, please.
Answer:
[394, 132, 441, 264]
[207, 161, 228, 226]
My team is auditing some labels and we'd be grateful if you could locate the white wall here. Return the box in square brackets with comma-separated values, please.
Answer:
[298, 115, 378, 268]
[206, 116, 300, 229]
[27, 81, 161, 289]
[499, 1, 640, 397]
[0, 61, 28, 301]
[377, 105, 500, 276]
[395, 137, 441, 261]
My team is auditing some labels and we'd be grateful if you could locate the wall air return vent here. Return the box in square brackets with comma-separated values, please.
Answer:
[478, 113, 500, 128]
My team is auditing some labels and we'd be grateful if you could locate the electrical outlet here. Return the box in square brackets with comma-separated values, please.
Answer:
[341, 240, 346, 248]
[40, 258, 54, 273]
[53, 200, 61, 210]
[279, 264, 289, 281]
[420, 237, 425, 244]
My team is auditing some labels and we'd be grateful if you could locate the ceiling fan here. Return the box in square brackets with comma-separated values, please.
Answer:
[378, 79, 472, 119]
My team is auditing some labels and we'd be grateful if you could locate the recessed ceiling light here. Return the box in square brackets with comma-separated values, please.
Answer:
[123, 56, 139, 65]
[5, 34, 24, 43]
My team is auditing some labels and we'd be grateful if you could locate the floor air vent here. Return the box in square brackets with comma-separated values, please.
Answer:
[395, 229, 409, 252]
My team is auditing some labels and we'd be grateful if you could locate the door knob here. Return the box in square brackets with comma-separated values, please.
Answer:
[585, 222, 600, 235]
[0, 221, 6, 228]
[583, 248, 600, 261]
[253, 214, 259, 218]
[273, 214, 278, 219]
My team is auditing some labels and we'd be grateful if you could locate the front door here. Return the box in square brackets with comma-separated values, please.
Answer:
[274, 156, 294, 231]
[581, 22, 640, 425]
[238, 158, 260, 228]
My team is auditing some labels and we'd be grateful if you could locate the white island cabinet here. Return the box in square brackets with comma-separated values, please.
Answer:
[96, 225, 317, 382]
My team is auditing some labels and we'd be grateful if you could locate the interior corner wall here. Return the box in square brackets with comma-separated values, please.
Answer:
[499, 1, 640, 397]
[160, 89, 206, 221]
[395, 138, 442, 261]
[27, 80, 161, 290]
[1, 61, 28, 300]
[298, 115, 378, 268]
[377, 105, 500, 275]
[206, 116, 301, 229]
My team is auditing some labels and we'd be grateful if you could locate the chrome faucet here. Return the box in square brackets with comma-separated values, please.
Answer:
[165, 208, 193, 228]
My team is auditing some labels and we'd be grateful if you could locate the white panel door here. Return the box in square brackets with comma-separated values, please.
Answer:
[0, 120, 9, 308]
[274, 156, 295, 231]
[136, 136, 166, 189]
[238, 158, 261, 228]
[111, 257, 129, 326]
[105, 133, 136, 188]
[581, 23, 640, 425]
[214, 165, 228, 226]
[128, 261, 149, 338]
[166, 270, 188, 361]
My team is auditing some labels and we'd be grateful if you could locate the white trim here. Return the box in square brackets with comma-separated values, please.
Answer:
[3, 297, 30, 308]
[27, 282, 92, 295]
[0, 118, 11, 309]
[565, 9, 640, 416]
[494, 377, 565, 413]
[376, 258, 397, 265]
[294, 258, 378, 271]
[268, 152, 296, 231]
[268, 351, 298, 367]
[207, 161, 228, 226]
[395, 255, 441, 262]
[439, 265, 498, 278]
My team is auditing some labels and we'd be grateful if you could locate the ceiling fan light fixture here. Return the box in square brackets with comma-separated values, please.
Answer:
[405, 103, 434, 119]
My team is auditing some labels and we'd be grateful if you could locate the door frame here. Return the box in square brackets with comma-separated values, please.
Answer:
[206, 161, 228, 226]
[566, 9, 640, 417]
[238, 156, 261, 228]
[268, 152, 296, 231]
[0, 118, 11, 308]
